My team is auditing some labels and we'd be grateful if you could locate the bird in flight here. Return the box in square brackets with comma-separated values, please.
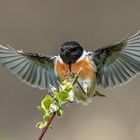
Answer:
[0, 31, 140, 104]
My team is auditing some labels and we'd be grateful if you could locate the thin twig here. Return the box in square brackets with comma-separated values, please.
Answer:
[38, 112, 56, 140]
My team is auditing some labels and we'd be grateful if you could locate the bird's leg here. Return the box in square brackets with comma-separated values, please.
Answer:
[77, 82, 87, 95]
[93, 90, 106, 97]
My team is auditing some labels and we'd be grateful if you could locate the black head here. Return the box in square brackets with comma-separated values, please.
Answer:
[60, 41, 83, 65]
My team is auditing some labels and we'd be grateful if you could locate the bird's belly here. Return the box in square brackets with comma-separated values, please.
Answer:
[55, 58, 96, 104]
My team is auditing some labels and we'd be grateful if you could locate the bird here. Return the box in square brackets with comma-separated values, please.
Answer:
[0, 31, 140, 104]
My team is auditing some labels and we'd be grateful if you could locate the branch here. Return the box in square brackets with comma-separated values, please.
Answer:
[36, 78, 76, 139]
[38, 112, 56, 140]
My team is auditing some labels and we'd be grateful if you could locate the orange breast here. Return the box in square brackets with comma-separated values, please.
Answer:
[55, 58, 96, 81]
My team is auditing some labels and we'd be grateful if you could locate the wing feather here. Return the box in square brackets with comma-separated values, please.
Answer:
[92, 31, 140, 88]
[0, 45, 59, 90]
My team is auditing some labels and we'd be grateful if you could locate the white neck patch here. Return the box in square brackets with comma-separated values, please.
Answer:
[57, 55, 63, 63]
[76, 50, 87, 62]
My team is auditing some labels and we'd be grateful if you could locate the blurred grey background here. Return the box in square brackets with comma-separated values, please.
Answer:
[0, 0, 140, 140]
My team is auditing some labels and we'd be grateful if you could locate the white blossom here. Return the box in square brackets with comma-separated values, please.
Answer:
[50, 104, 57, 112]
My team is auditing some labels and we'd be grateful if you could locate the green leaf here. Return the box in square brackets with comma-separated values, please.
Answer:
[49, 125, 53, 129]
[59, 91, 69, 99]
[65, 85, 72, 92]
[41, 95, 54, 111]
[43, 114, 51, 122]
[37, 106, 46, 115]
[55, 91, 70, 105]
[56, 109, 63, 117]
[36, 122, 46, 129]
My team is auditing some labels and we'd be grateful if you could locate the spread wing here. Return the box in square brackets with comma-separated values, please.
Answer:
[92, 31, 140, 88]
[0, 45, 59, 90]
